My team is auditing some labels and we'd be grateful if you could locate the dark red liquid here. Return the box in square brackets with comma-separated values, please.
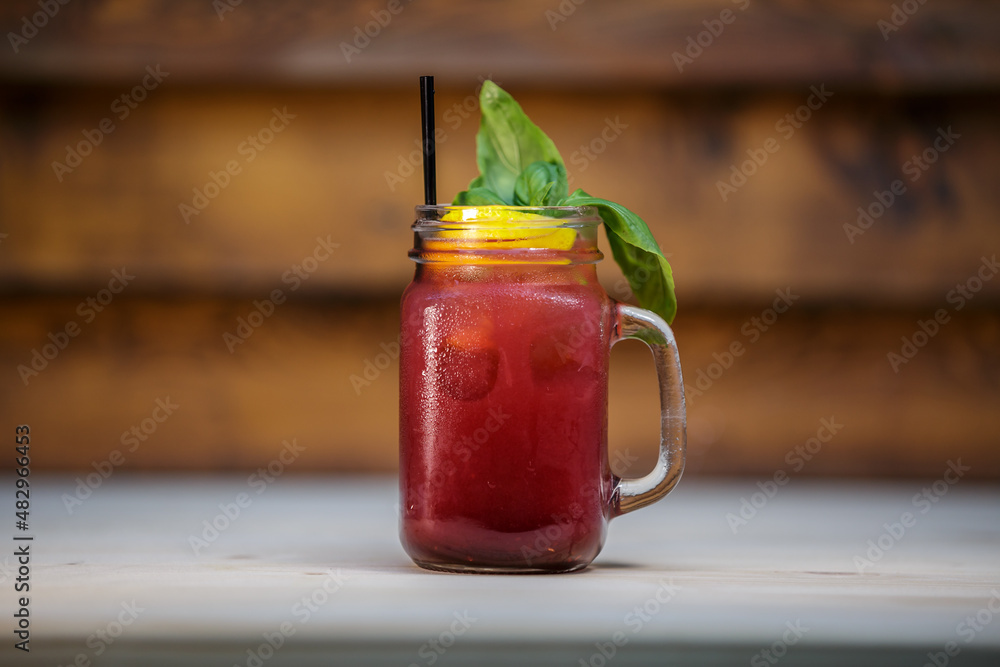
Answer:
[400, 263, 614, 572]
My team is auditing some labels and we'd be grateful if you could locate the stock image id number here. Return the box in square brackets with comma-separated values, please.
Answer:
[14, 425, 32, 653]
[15, 425, 30, 532]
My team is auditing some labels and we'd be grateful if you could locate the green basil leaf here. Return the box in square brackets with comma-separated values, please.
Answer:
[473, 81, 566, 203]
[513, 161, 567, 206]
[453, 186, 506, 205]
[562, 190, 677, 324]
[448, 81, 678, 323]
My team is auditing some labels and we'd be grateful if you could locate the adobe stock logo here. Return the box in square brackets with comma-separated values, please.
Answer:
[844, 126, 960, 244]
[179, 107, 296, 224]
[51, 65, 169, 182]
[671, 0, 751, 73]
[887, 254, 997, 373]
[878, 0, 929, 41]
[726, 417, 843, 534]
[685, 288, 798, 401]
[339, 0, 415, 63]
[853, 459, 970, 573]
[565, 117, 628, 188]
[7, 0, 71, 54]
[350, 338, 400, 395]
[62, 397, 180, 514]
[17, 268, 135, 386]
[716, 85, 833, 201]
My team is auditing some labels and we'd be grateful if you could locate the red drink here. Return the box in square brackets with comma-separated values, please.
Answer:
[400, 261, 613, 573]
[399, 205, 686, 574]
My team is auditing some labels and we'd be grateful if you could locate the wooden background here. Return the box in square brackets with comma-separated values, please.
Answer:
[1, 0, 998, 478]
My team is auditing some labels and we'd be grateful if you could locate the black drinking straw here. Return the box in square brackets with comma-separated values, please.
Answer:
[419, 75, 436, 206]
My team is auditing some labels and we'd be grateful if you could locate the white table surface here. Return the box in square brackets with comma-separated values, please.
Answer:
[9, 474, 1000, 666]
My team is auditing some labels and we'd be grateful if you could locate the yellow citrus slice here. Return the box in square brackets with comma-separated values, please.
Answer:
[435, 207, 576, 250]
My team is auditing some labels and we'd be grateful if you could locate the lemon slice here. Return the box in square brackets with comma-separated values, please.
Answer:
[436, 207, 576, 250]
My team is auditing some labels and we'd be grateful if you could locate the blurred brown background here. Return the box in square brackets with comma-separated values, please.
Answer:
[1, 0, 998, 478]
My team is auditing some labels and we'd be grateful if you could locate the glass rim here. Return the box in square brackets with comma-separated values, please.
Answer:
[414, 204, 601, 227]
[415, 204, 598, 211]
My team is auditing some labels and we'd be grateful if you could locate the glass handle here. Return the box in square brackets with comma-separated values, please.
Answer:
[610, 303, 687, 517]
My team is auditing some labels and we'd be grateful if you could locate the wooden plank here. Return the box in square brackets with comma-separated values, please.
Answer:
[2, 297, 997, 477]
[2, 87, 999, 304]
[1, 0, 999, 89]
[24, 477, 1000, 665]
